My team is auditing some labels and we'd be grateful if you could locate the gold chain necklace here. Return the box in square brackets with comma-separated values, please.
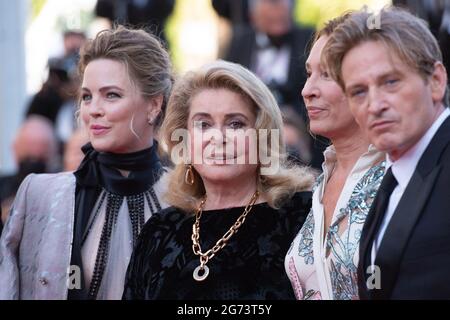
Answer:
[191, 191, 260, 281]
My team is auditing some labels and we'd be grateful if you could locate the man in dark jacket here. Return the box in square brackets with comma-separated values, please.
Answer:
[225, 0, 313, 113]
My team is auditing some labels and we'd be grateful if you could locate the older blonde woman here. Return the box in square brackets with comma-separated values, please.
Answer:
[123, 60, 314, 300]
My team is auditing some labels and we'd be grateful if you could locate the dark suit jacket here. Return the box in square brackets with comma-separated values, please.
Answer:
[358, 115, 450, 300]
[225, 25, 313, 113]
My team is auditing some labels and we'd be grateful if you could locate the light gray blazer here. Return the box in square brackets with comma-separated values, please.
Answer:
[0, 172, 168, 300]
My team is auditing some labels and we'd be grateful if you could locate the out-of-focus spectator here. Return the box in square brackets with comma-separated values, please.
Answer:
[0, 116, 59, 225]
[225, 0, 313, 117]
[95, 0, 175, 44]
[60, 30, 87, 78]
[27, 30, 86, 146]
[212, 0, 251, 58]
[212, 0, 250, 26]
[26, 57, 73, 124]
[63, 127, 89, 172]
[281, 104, 327, 171]
[281, 105, 311, 165]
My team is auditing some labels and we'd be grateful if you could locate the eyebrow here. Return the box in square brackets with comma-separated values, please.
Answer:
[224, 113, 249, 120]
[190, 112, 211, 119]
[345, 70, 401, 91]
[343, 83, 366, 96]
[345, 82, 363, 92]
[190, 112, 250, 121]
[81, 85, 125, 92]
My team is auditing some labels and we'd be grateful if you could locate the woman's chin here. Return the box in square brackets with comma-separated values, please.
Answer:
[197, 164, 257, 184]
[90, 140, 125, 153]
[90, 140, 111, 153]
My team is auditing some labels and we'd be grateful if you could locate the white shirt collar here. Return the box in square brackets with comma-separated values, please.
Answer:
[322, 144, 380, 172]
[386, 107, 450, 190]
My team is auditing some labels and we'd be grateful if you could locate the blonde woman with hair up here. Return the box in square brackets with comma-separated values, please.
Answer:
[123, 60, 314, 300]
[0, 26, 173, 300]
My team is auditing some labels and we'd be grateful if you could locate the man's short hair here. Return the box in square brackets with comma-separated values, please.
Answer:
[322, 6, 449, 106]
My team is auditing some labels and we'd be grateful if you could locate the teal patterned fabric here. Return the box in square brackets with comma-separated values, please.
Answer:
[288, 161, 385, 300]
[326, 162, 385, 299]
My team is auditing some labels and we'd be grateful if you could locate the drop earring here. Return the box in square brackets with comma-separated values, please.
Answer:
[185, 164, 194, 185]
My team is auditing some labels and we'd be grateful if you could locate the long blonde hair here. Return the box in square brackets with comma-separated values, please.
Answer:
[159, 60, 315, 213]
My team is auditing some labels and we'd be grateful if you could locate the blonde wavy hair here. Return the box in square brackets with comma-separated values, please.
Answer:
[159, 60, 315, 213]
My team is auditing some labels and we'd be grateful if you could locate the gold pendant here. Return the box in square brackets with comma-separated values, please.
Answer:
[193, 265, 209, 281]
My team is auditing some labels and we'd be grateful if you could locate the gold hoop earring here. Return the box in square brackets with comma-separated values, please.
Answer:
[185, 164, 194, 185]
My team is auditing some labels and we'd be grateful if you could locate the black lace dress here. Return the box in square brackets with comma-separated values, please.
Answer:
[123, 192, 312, 300]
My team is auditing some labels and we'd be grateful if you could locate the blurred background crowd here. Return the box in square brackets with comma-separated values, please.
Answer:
[0, 0, 449, 224]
